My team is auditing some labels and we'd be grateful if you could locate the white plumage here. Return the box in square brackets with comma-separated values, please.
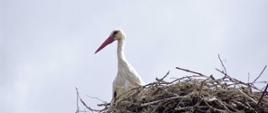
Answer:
[95, 29, 143, 101]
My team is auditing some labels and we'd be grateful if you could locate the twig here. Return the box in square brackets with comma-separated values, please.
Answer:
[237, 89, 257, 104]
[255, 83, 268, 108]
[80, 98, 101, 112]
[141, 94, 191, 107]
[97, 103, 110, 107]
[75, 87, 80, 113]
[248, 73, 250, 83]
[253, 65, 267, 83]
[218, 54, 228, 75]
[169, 75, 203, 84]
[150, 101, 164, 113]
[76, 88, 101, 112]
[86, 95, 107, 104]
[156, 70, 170, 81]
[215, 68, 261, 91]
[176, 67, 208, 77]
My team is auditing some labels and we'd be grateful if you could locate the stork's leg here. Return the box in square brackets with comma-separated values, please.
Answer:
[111, 91, 117, 104]
[113, 91, 117, 99]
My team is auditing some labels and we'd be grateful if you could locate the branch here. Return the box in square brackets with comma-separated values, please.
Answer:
[75, 88, 101, 112]
[86, 95, 107, 104]
[176, 67, 208, 77]
[80, 98, 101, 112]
[256, 83, 268, 108]
[215, 68, 261, 91]
[156, 70, 170, 81]
[75, 87, 80, 113]
[141, 94, 191, 107]
[253, 65, 267, 83]
[217, 54, 228, 75]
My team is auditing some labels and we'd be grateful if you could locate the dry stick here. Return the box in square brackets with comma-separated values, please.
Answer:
[217, 55, 235, 88]
[254, 81, 268, 84]
[142, 71, 173, 88]
[142, 71, 171, 88]
[97, 103, 110, 107]
[76, 88, 101, 112]
[237, 89, 257, 104]
[75, 87, 80, 113]
[256, 83, 268, 108]
[79, 98, 100, 112]
[169, 75, 203, 84]
[218, 54, 228, 75]
[215, 68, 261, 92]
[156, 70, 170, 81]
[248, 73, 251, 83]
[86, 95, 107, 104]
[209, 75, 222, 86]
[253, 65, 267, 83]
[216, 69, 246, 85]
[150, 101, 164, 113]
[176, 67, 208, 77]
[141, 94, 192, 107]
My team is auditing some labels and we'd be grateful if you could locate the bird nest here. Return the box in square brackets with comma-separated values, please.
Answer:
[75, 62, 268, 113]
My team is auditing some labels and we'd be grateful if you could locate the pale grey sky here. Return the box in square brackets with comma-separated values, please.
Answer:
[1, 0, 268, 113]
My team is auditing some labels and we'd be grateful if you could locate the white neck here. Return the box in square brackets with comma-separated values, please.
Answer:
[117, 39, 128, 65]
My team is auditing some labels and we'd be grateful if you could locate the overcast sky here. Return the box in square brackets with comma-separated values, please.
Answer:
[1, 0, 268, 113]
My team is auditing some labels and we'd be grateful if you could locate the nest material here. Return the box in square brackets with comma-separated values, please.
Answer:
[99, 67, 268, 113]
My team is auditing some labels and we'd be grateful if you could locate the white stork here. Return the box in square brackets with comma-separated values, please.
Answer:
[95, 29, 144, 102]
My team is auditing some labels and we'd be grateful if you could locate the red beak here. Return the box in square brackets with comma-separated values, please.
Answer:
[95, 36, 115, 54]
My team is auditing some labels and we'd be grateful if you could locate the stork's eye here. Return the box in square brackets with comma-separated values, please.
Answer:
[112, 30, 119, 36]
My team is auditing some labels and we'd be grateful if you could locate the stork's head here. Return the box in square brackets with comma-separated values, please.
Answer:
[95, 29, 125, 54]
